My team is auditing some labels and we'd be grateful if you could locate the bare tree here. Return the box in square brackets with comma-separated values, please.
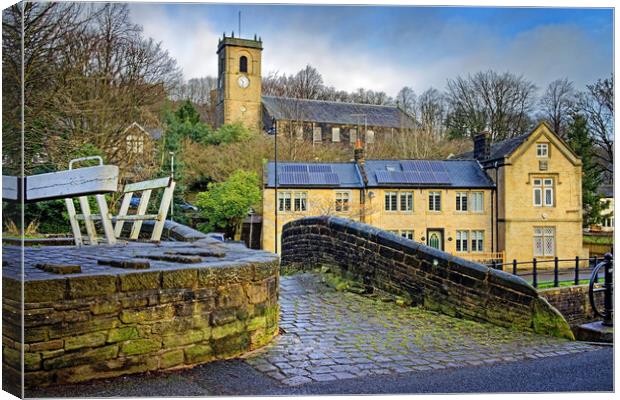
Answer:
[417, 88, 446, 137]
[578, 75, 614, 179]
[539, 78, 576, 137]
[291, 65, 324, 99]
[445, 70, 537, 141]
[3, 3, 181, 179]
[396, 86, 417, 116]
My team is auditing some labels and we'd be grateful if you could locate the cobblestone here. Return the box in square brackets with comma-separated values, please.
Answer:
[244, 273, 597, 386]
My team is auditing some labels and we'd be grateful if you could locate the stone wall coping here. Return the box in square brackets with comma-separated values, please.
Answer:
[287, 216, 536, 296]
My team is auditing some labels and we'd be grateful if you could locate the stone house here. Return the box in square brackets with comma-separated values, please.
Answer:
[262, 122, 588, 264]
[113, 122, 161, 182]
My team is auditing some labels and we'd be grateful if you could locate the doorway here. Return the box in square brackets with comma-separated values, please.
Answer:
[427, 229, 444, 251]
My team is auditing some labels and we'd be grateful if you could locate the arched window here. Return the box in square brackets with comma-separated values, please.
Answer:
[239, 56, 248, 73]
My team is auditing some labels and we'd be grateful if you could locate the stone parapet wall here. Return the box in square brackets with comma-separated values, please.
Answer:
[280, 216, 573, 340]
[540, 285, 604, 327]
[2, 252, 279, 389]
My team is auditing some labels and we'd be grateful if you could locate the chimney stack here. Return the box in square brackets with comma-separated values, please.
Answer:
[354, 138, 365, 164]
[473, 131, 490, 161]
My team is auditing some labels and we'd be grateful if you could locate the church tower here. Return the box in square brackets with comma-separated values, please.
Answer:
[215, 33, 263, 132]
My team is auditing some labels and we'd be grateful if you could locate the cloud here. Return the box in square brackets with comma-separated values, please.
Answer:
[129, 5, 612, 97]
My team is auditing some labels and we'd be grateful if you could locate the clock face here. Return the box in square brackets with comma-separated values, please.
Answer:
[238, 75, 250, 88]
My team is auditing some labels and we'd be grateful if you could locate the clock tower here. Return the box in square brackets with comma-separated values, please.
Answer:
[215, 33, 263, 132]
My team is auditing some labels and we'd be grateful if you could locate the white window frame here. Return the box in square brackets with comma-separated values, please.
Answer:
[536, 143, 549, 158]
[366, 129, 375, 144]
[400, 191, 413, 212]
[471, 230, 484, 252]
[331, 127, 340, 142]
[293, 191, 307, 212]
[385, 191, 398, 211]
[295, 124, 304, 140]
[400, 230, 414, 240]
[534, 226, 555, 257]
[313, 126, 322, 142]
[456, 192, 468, 211]
[335, 191, 350, 212]
[277, 191, 292, 212]
[429, 191, 441, 211]
[470, 192, 484, 213]
[349, 128, 357, 143]
[456, 230, 469, 252]
[533, 178, 554, 207]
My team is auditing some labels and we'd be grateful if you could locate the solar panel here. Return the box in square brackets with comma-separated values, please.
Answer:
[281, 164, 307, 173]
[308, 165, 332, 173]
[279, 171, 340, 186]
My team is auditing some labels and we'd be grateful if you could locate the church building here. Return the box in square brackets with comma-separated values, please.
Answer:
[214, 33, 415, 144]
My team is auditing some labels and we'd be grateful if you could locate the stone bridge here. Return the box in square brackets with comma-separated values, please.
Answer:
[280, 216, 573, 339]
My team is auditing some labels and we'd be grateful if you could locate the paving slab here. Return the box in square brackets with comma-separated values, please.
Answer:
[243, 272, 597, 386]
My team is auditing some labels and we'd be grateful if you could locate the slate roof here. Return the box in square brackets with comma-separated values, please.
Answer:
[262, 96, 414, 129]
[364, 160, 495, 188]
[457, 133, 530, 162]
[597, 184, 614, 198]
[265, 160, 494, 189]
[265, 162, 363, 189]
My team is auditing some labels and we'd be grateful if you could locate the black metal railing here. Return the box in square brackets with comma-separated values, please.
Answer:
[487, 256, 606, 289]
[588, 253, 613, 327]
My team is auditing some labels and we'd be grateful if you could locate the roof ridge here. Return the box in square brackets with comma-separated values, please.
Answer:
[262, 95, 400, 109]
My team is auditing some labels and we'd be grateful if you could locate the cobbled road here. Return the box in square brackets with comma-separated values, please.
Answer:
[29, 273, 612, 397]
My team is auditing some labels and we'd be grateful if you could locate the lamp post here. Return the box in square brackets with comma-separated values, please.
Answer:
[268, 118, 278, 253]
[169, 151, 174, 222]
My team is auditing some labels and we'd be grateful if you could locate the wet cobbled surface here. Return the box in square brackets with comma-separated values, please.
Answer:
[243, 273, 596, 386]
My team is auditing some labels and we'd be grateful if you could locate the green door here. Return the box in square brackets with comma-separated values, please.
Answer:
[427, 230, 443, 250]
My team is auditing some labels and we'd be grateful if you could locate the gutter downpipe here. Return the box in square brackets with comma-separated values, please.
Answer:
[493, 161, 500, 253]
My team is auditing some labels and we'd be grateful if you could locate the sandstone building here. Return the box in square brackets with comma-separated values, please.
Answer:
[262, 122, 588, 264]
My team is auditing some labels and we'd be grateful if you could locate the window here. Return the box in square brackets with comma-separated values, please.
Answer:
[400, 192, 413, 212]
[313, 126, 322, 142]
[335, 191, 350, 212]
[534, 227, 555, 257]
[400, 230, 414, 240]
[349, 128, 357, 143]
[294, 192, 307, 212]
[456, 230, 469, 252]
[385, 192, 398, 211]
[602, 216, 614, 228]
[429, 191, 441, 211]
[456, 192, 468, 211]
[366, 130, 375, 144]
[278, 191, 306, 212]
[295, 125, 304, 140]
[536, 143, 549, 158]
[332, 127, 340, 142]
[239, 56, 248, 73]
[126, 135, 144, 154]
[471, 231, 484, 252]
[533, 178, 554, 207]
[277, 192, 291, 212]
[470, 192, 484, 212]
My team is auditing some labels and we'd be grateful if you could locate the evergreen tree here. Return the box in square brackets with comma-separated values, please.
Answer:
[565, 114, 609, 227]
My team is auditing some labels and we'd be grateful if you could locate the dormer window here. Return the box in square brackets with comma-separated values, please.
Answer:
[239, 56, 248, 73]
[536, 143, 549, 158]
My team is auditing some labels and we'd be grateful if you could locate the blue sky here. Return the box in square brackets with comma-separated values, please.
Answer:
[129, 4, 613, 96]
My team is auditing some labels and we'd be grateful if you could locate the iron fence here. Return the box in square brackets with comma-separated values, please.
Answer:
[485, 256, 605, 289]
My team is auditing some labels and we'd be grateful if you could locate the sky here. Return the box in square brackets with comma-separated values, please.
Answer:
[128, 3, 613, 97]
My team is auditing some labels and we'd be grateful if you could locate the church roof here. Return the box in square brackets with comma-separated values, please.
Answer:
[261, 96, 414, 129]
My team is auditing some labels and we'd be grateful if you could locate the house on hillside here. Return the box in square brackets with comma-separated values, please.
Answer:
[113, 122, 162, 182]
[262, 122, 588, 264]
[212, 34, 415, 143]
